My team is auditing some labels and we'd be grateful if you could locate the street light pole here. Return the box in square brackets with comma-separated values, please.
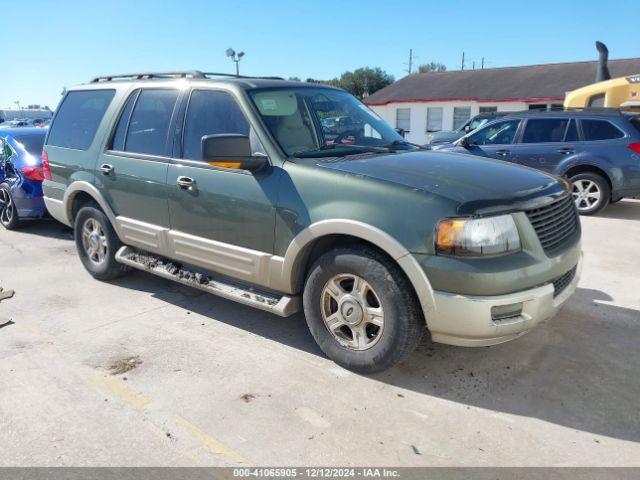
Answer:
[226, 48, 245, 77]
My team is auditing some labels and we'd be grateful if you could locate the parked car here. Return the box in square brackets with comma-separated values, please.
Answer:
[425, 111, 510, 145]
[0, 119, 31, 129]
[42, 71, 582, 373]
[0, 127, 48, 229]
[434, 109, 640, 214]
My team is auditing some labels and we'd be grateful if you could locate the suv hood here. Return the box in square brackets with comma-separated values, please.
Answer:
[315, 150, 565, 214]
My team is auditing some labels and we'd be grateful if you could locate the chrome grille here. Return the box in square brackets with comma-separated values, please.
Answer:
[526, 195, 579, 254]
[552, 266, 577, 298]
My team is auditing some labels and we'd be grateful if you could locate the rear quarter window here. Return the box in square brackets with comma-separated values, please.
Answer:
[629, 116, 640, 135]
[47, 90, 115, 150]
[581, 119, 625, 141]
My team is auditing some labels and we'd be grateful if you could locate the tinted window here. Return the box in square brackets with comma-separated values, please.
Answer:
[182, 90, 250, 160]
[581, 120, 624, 141]
[111, 90, 139, 151]
[629, 116, 640, 135]
[13, 133, 46, 155]
[47, 90, 115, 150]
[521, 118, 568, 143]
[468, 120, 520, 145]
[564, 120, 579, 141]
[125, 89, 179, 156]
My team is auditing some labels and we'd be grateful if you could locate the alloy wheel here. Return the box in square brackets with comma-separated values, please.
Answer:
[572, 179, 601, 212]
[81, 217, 108, 265]
[0, 188, 15, 226]
[320, 273, 385, 350]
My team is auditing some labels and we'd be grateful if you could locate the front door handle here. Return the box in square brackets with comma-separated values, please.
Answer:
[495, 149, 510, 157]
[177, 176, 195, 189]
[99, 164, 113, 175]
[558, 148, 575, 155]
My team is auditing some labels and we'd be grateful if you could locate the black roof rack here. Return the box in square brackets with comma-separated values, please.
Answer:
[90, 70, 206, 83]
[90, 70, 286, 83]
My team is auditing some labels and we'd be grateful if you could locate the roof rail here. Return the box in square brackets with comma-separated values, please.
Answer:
[90, 70, 206, 83]
[89, 71, 287, 83]
[201, 72, 286, 80]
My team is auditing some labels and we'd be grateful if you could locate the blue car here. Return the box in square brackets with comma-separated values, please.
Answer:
[435, 109, 640, 215]
[0, 128, 48, 229]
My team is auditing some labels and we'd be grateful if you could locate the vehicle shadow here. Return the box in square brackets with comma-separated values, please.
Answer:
[597, 199, 640, 221]
[13, 218, 73, 240]
[112, 271, 640, 443]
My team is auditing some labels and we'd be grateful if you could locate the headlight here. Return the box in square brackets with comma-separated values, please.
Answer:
[436, 214, 521, 256]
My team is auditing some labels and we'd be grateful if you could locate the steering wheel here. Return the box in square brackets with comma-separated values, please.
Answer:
[332, 129, 360, 145]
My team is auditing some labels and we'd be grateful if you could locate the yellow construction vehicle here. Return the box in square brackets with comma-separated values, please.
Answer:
[564, 42, 640, 111]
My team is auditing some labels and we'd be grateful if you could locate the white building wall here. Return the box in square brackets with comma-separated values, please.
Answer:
[370, 101, 528, 144]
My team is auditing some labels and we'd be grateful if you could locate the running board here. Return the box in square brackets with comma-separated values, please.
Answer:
[115, 246, 301, 317]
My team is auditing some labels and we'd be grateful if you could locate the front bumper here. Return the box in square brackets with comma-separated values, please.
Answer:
[427, 254, 582, 347]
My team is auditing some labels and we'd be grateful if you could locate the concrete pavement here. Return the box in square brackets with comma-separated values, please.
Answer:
[0, 200, 639, 466]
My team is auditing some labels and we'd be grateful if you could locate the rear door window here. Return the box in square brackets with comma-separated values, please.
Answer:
[124, 89, 179, 156]
[47, 90, 115, 150]
[110, 90, 139, 151]
[521, 118, 569, 143]
[564, 120, 579, 141]
[581, 120, 625, 141]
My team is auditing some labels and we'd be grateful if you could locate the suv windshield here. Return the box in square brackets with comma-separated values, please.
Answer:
[249, 87, 406, 157]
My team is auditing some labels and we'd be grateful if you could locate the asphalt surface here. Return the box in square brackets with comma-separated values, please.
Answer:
[0, 200, 639, 466]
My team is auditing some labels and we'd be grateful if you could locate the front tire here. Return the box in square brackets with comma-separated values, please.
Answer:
[569, 173, 610, 215]
[74, 204, 129, 280]
[303, 246, 424, 374]
[0, 183, 19, 230]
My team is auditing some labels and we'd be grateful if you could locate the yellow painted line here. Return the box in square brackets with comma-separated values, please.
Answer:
[91, 373, 151, 411]
[173, 415, 248, 465]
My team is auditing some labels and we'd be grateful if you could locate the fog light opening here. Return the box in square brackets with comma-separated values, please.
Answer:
[491, 303, 523, 322]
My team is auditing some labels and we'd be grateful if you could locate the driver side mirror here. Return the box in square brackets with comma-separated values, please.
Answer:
[201, 134, 268, 173]
[458, 136, 470, 148]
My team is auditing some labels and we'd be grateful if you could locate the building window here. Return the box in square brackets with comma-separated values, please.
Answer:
[396, 108, 410, 132]
[426, 107, 443, 132]
[528, 104, 547, 111]
[453, 107, 471, 130]
[479, 106, 498, 113]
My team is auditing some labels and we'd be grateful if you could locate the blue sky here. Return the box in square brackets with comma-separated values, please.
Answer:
[2, 0, 637, 109]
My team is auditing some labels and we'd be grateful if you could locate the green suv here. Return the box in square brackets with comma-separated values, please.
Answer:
[42, 71, 582, 373]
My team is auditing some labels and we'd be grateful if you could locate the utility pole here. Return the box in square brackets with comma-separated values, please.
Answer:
[472, 61, 476, 70]
[404, 48, 414, 75]
[461, 52, 465, 71]
[481, 57, 485, 69]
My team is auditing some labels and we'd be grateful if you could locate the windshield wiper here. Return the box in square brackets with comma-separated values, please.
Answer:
[382, 140, 429, 150]
[292, 143, 391, 158]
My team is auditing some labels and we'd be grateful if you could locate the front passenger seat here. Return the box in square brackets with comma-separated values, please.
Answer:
[274, 109, 316, 154]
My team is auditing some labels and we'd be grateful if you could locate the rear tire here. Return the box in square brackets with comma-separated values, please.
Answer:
[569, 173, 610, 215]
[74, 204, 129, 280]
[303, 246, 424, 374]
[0, 183, 19, 230]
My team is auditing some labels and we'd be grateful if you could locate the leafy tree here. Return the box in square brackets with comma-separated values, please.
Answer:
[418, 62, 447, 73]
[306, 67, 394, 99]
[338, 67, 394, 98]
[287, 76, 301, 82]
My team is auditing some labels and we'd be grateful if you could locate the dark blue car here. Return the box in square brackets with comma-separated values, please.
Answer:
[0, 128, 48, 229]
[435, 109, 640, 215]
